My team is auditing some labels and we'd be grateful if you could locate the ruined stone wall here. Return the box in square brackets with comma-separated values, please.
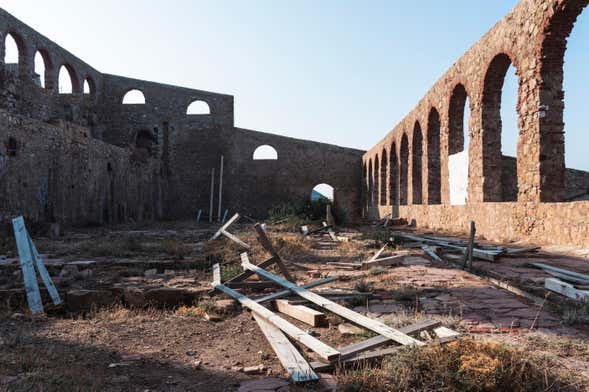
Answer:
[0, 7, 364, 226]
[0, 110, 162, 226]
[363, 0, 589, 247]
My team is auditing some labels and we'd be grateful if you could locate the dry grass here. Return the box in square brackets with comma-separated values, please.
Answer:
[336, 339, 585, 392]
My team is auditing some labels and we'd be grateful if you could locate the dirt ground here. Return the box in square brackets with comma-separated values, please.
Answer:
[1, 219, 588, 391]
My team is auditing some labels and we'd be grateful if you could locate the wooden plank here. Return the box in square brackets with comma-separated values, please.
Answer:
[338, 319, 441, 359]
[368, 243, 388, 262]
[226, 281, 280, 289]
[545, 278, 589, 301]
[531, 263, 589, 284]
[217, 155, 224, 222]
[225, 256, 278, 284]
[361, 254, 405, 270]
[422, 245, 443, 262]
[252, 313, 319, 383]
[209, 168, 215, 223]
[12, 217, 43, 314]
[211, 213, 240, 241]
[462, 221, 476, 270]
[221, 230, 250, 249]
[241, 260, 424, 347]
[212, 277, 340, 361]
[322, 222, 339, 242]
[255, 276, 338, 304]
[252, 228, 294, 282]
[28, 233, 61, 306]
[276, 300, 326, 327]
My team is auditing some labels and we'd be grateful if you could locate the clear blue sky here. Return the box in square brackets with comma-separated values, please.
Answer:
[1, 0, 586, 170]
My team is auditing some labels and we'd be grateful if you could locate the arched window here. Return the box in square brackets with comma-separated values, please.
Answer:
[426, 108, 441, 204]
[311, 183, 334, 203]
[374, 154, 380, 207]
[380, 149, 388, 206]
[412, 122, 423, 205]
[34, 50, 50, 88]
[389, 143, 398, 206]
[400, 134, 409, 206]
[4, 32, 23, 76]
[58, 65, 78, 94]
[84, 77, 95, 95]
[122, 89, 146, 104]
[186, 100, 210, 115]
[482, 54, 519, 202]
[252, 145, 278, 160]
[448, 84, 471, 205]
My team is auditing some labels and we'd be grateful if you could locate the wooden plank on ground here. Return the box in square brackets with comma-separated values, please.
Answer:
[545, 278, 589, 301]
[211, 213, 240, 240]
[322, 222, 339, 242]
[276, 299, 326, 327]
[252, 313, 319, 383]
[422, 245, 443, 262]
[338, 319, 441, 359]
[250, 228, 294, 281]
[221, 230, 250, 249]
[28, 234, 61, 305]
[532, 263, 589, 284]
[241, 257, 424, 347]
[361, 254, 405, 270]
[368, 243, 388, 262]
[211, 276, 340, 361]
[255, 276, 338, 304]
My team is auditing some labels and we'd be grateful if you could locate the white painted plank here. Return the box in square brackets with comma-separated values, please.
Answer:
[252, 313, 319, 383]
[12, 217, 43, 314]
[545, 278, 589, 301]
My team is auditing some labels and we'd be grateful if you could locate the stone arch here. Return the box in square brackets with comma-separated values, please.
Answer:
[368, 159, 374, 207]
[58, 64, 80, 94]
[252, 144, 278, 160]
[380, 148, 388, 206]
[374, 153, 380, 208]
[122, 89, 146, 104]
[426, 107, 441, 204]
[400, 133, 409, 205]
[311, 183, 334, 203]
[412, 121, 423, 205]
[538, 1, 589, 201]
[448, 83, 472, 205]
[481, 53, 520, 202]
[186, 100, 211, 115]
[34, 49, 53, 89]
[448, 84, 470, 155]
[135, 129, 155, 157]
[84, 76, 96, 95]
[389, 142, 398, 207]
[3, 31, 26, 78]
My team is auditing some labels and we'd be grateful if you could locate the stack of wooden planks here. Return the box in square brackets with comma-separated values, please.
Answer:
[532, 262, 589, 301]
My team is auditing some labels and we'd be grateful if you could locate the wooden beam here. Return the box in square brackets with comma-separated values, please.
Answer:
[545, 278, 589, 301]
[212, 277, 340, 361]
[226, 281, 280, 289]
[12, 217, 43, 314]
[211, 213, 240, 241]
[368, 243, 388, 262]
[251, 228, 294, 282]
[252, 313, 319, 383]
[209, 168, 215, 223]
[217, 155, 224, 222]
[532, 263, 589, 284]
[361, 254, 405, 270]
[255, 276, 338, 304]
[322, 222, 339, 242]
[222, 230, 250, 249]
[276, 300, 326, 327]
[338, 319, 441, 359]
[241, 259, 424, 347]
[422, 245, 443, 262]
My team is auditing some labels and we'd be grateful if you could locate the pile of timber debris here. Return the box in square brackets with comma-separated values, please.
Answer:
[208, 217, 461, 384]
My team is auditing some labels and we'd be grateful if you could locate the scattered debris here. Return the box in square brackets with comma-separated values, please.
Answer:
[209, 213, 250, 249]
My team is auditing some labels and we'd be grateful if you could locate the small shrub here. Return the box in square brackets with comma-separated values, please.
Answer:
[354, 279, 373, 293]
[561, 301, 589, 325]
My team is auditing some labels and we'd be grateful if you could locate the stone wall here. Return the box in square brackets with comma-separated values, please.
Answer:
[363, 0, 589, 247]
[0, 7, 364, 227]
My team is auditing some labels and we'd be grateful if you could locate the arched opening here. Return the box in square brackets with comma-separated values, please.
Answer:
[380, 149, 388, 206]
[539, 1, 589, 202]
[186, 100, 210, 115]
[389, 143, 398, 206]
[84, 77, 95, 95]
[122, 89, 146, 104]
[374, 154, 380, 207]
[311, 183, 334, 203]
[368, 160, 374, 207]
[412, 122, 423, 204]
[135, 130, 154, 157]
[5, 137, 18, 157]
[427, 108, 441, 204]
[58, 65, 78, 94]
[34, 50, 51, 89]
[448, 84, 471, 205]
[3, 32, 23, 77]
[252, 145, 278, 160]
[482, 54, 519, 202]
[400, 134, 409, 205]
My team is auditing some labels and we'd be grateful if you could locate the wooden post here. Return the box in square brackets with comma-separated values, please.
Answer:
[463, 221, 476, 271]
[217, 155, 224, 222]
[209, 168, 215, 223]
[196, 209, 202, 223]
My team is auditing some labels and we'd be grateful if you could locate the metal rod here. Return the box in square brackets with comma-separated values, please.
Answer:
[209, 168, 215, 223]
